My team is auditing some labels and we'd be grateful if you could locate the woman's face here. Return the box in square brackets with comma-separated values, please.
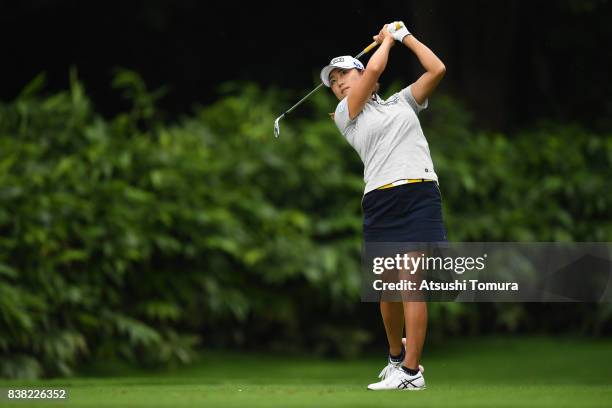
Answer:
[329, 68, 362, 100]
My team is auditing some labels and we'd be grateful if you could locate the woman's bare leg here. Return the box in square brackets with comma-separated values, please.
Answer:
[402, 301, 427, 369]
[397, 250, 428, 370]
[380, 302, 404, 355]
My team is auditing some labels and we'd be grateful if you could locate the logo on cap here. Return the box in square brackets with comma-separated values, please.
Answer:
[331, 57, 345, 64]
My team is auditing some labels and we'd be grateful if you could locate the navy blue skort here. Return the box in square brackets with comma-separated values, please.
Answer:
[362, 181, 448, 243]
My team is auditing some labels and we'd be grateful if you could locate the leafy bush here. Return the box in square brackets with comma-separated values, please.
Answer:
[0, 71, 610, 378]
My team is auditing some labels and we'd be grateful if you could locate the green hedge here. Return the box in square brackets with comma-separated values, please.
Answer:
[0, 70, 610, 378]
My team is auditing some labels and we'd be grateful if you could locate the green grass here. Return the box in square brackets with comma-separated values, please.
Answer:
[1, 337, 612, 407]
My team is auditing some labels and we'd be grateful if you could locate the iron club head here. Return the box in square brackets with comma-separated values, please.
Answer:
[274, 114, 284, 138]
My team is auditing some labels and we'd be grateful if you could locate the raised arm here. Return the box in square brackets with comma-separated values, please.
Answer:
[387, 21, 446, 105]
[401, 34, 446, 105]
[347, 25, 395, 120]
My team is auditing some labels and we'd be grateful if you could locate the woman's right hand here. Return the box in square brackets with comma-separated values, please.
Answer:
[372, 24, 395, 45]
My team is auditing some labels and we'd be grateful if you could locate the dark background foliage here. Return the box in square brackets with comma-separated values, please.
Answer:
[3, 0, 612, 130]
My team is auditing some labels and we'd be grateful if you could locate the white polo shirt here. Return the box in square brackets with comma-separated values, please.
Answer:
[334, 85, 438, 195]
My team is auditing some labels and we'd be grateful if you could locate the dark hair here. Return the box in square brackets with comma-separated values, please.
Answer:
[373, 82, 380, 95]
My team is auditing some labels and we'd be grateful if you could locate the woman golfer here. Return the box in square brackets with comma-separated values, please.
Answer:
[320, 22, 447, 390]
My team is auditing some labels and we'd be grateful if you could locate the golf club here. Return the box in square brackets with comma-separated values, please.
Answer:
[273, 40, 380, 138]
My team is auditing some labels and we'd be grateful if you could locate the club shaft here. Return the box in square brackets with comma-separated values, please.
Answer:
[283, 83, 325, 115]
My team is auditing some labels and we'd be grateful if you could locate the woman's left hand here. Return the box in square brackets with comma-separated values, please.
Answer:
[388, 21, 411, 42]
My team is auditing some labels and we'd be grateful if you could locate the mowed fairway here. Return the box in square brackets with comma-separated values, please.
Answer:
[2, 337, 611, 408]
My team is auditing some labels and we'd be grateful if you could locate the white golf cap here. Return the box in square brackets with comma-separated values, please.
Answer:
[320, 56, 365, 87]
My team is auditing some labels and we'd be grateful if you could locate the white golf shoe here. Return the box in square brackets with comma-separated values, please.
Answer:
[368, 365, 426, 391]
[378, 357, 424, 380]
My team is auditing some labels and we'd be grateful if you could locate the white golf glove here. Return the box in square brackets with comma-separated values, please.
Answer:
[387, 21, 411, 42]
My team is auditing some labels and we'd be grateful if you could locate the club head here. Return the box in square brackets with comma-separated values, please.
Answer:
[274, 114, 284, 138]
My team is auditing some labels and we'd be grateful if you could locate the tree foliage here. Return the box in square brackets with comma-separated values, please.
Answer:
[0, 71, 610, 378]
